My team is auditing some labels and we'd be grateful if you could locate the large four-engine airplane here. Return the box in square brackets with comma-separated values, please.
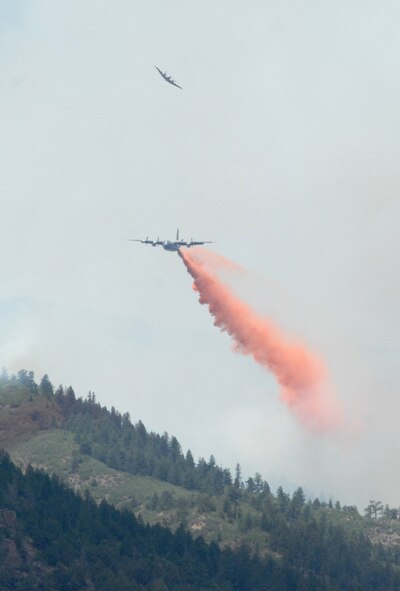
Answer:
[155, 66, 182, 90]
[129, 229, 214, 252]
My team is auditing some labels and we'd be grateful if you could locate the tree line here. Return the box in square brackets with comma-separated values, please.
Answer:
[2, 369, 400, 521]
[2, 369, 400, 590]
[0, 450, 339, 591]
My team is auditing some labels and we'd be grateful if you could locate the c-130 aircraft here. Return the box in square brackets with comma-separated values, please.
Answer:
[129, 229, 214, 252]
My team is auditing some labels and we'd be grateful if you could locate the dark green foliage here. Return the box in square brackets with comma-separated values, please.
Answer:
[38, 374, 54, 399]
[58, 390, 231, 496]
[16, 370, 38, 394]
[0, 452, 332, 591]
[2, 371, 400, 590]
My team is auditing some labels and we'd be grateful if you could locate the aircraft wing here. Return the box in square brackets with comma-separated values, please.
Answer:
[187, 240, 215, 246]
[168, 79, 182, 90]
[128, 238, 163, 245]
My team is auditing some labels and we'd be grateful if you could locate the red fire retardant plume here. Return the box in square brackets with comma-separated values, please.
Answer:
[179, 248, 342, 433]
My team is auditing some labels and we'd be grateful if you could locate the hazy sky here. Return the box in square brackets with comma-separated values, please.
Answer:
[1, 1, 399, 508]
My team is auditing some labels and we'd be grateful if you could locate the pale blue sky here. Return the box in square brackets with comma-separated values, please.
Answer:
[1, 1, 399, 507]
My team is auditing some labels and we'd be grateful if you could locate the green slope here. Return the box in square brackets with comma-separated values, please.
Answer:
[6, 429, 265, 550]
[3, 452, 307, 591]
[2, 370, 400, 567]
[7, 429, 192, 507]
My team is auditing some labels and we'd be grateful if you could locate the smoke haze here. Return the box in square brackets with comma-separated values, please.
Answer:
[1, 0, 399, 509]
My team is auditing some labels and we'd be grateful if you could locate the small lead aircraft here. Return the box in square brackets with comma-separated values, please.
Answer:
[129, 229, 214, 252]
[155, 66, 182, 90]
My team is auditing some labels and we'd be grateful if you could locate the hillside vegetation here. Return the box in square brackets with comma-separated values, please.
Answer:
[1, 369, 400, 590]
[2, 450, 312, 591]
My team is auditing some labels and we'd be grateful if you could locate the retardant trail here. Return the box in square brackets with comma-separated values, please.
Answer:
[179, 248, 342, 433]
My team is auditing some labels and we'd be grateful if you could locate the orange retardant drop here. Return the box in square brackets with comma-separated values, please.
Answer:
[179, 248, 342, 433]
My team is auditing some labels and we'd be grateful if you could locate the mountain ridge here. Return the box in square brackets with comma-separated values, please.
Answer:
[1, 369, 400, 590]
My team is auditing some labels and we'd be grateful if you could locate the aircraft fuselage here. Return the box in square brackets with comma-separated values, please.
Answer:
[162, 241, 184, 251]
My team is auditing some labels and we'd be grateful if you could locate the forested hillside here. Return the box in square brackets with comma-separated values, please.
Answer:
[1, 451, 400, 591]
[0, 450, 315, 591]
[1, 369, 400, 590]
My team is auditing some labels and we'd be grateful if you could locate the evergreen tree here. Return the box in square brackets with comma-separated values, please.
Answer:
[234, 463, 242, 489]
[39, 374, 54, 399]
